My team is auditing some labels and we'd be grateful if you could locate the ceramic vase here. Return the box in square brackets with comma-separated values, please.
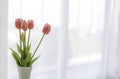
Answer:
[17, 66, 32, 79]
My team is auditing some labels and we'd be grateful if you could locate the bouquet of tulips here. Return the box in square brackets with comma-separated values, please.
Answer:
[9, 18, 51, 67]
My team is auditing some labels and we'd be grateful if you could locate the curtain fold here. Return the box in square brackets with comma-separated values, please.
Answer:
[57, 0, 69, 79]
[103, 0, 120, 79]
[0, 0, 8, 79]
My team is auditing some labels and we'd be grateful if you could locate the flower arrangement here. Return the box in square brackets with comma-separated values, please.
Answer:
[9, 18, 51, 67]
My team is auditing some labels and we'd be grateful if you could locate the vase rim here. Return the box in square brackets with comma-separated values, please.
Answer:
[17, 66, 32, 68]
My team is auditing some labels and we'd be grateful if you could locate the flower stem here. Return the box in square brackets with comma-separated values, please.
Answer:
[31, 34, 45, 59]
[23, 31, 26, 59]
[19, 29, 22, 48]
[27, 30, 31, 46]
[24, 31, 26, 47]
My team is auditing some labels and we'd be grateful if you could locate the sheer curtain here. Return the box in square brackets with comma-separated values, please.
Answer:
[7, 0, 120, 79]
[0, 0, 8, 79]
[103, 0, 120, 79]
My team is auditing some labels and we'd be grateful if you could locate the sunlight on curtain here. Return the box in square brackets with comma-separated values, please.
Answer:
[8, 0, 106, 79]
[67, 0, 105, 79]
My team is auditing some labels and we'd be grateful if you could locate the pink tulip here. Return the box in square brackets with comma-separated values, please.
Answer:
[42, 23, 51, 34]
[21, 20, 28, 31]
[15, 18, 23, 29]
[27, 20, 34, 30]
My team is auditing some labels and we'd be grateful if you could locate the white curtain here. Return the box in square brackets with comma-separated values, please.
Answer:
[0, 0, 8, 79]
[6, 0, 120, 79]
[103, 0, 120, 79]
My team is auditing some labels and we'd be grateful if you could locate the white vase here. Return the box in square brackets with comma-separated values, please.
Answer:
[17, 66, 32, 79]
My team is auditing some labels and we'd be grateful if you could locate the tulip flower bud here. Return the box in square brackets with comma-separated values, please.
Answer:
[15, 18, 23, 29]
[21, 32, 25, 42]
[27, 20, 34, 30]
[42, 23, 51, 34]
[21, 20, 28, 31]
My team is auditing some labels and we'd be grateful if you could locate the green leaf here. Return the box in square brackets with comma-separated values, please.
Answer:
[12, 53, 20, 65]
[23, 57, 31, 67]
[17, 44, 23, 56]
[9, 48, 22, 66]
[26, 52, 30, 58]
[27, 44, 31, 52]
[29, 55, 41, 66]
[20, 53, 31, 67]
[25, 44, 31, 56]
